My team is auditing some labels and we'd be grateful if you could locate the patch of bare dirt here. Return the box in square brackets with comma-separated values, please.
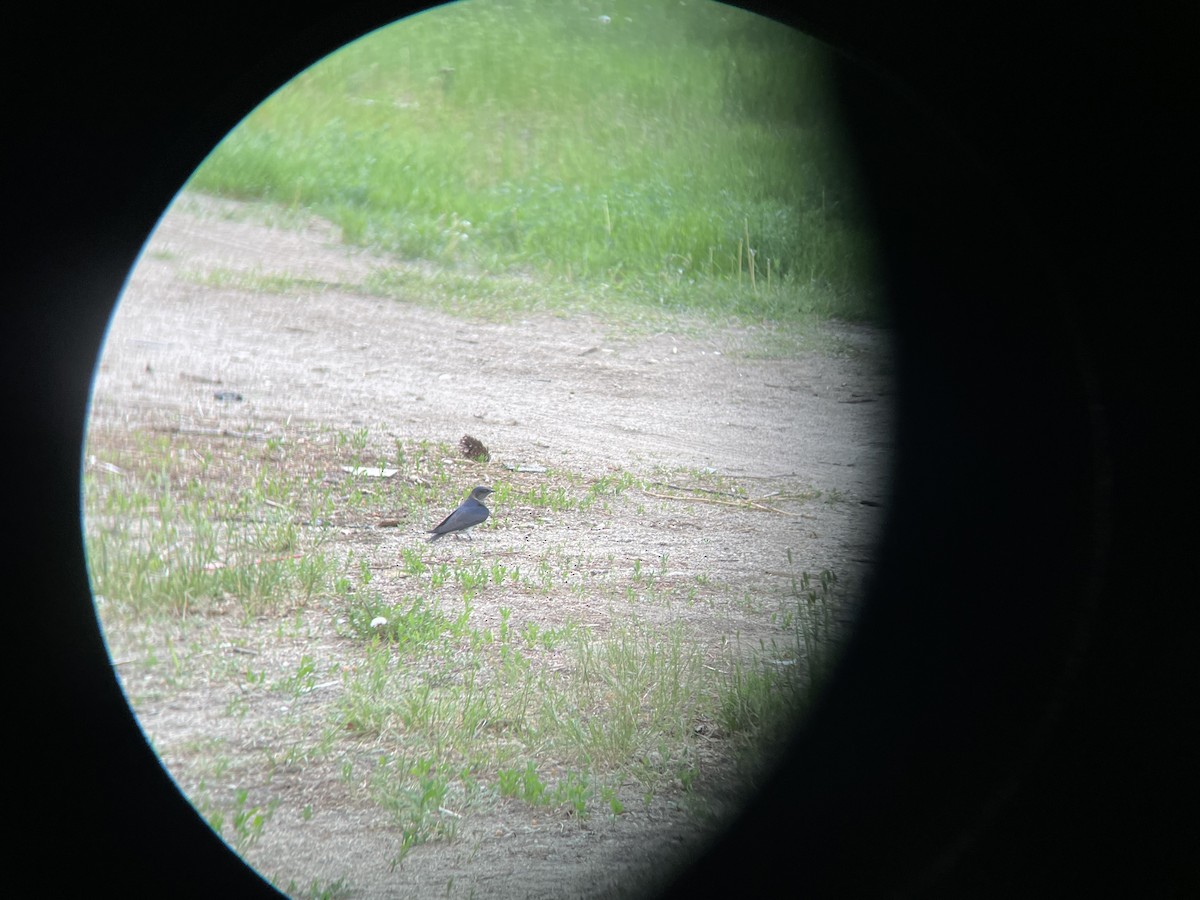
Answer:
[87, 194, 895, 898]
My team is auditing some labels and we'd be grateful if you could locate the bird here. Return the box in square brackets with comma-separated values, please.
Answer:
[458, 434, 490, 462]
[427, 485, 494, 542]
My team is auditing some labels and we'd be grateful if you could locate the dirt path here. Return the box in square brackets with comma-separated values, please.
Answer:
[87, 194, 895, 898]
[92, 195, 891, 493]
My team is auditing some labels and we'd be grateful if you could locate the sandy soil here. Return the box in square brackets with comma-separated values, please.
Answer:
[85, 194, 895, 898]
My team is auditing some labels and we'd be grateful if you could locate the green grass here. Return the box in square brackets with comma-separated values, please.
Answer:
[84, 424, 847, 868]
[187, 0, 881, 324]
[718, 569, 838, 748]
[84, 430, 362, 619]
[330, 611, 713, 821]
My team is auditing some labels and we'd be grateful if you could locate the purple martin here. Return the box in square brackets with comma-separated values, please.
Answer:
[427, 485, 494, 542]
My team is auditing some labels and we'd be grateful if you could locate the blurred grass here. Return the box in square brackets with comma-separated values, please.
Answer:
[189, 0, 881, 323]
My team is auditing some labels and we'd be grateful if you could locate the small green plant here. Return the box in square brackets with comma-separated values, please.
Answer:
[601, 785, 625, 817]
[341, 593, 464, 653]
[519, 483, 577, 511]
[274, 653, 318, 696]
[455, 560, 490, 598]
[489, 560, 512, 586]
[373, 756, 459, 868]
[497, 762, 546, 805]
[498, 763, 594, 818]
[209, 789, 279, 854]
[429, 563, 450, 588]
[400, 547, 427, 577]
[551, 772, 591, 818]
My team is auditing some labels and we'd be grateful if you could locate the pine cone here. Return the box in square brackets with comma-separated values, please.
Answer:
[459, 434, 490, 462]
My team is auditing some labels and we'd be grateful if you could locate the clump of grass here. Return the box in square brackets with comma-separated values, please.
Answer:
[715, 567, 840, 772]
[205, 788, 281, 855]
[371, 755, 460, 867]
[339, 591, 471, 653]
[497, 762, 595, 818]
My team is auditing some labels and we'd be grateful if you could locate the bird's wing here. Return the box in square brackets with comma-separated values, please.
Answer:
[430, 499, 487, 534]
[456, 499, 488, 527]
[429, 504, 463, 533]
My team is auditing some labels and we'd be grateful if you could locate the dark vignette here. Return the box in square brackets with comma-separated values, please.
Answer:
[7, 2, 1195, 896]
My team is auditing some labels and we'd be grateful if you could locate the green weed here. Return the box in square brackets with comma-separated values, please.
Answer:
[207, 788, 280, 855]
[372, 755, 460, 868]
